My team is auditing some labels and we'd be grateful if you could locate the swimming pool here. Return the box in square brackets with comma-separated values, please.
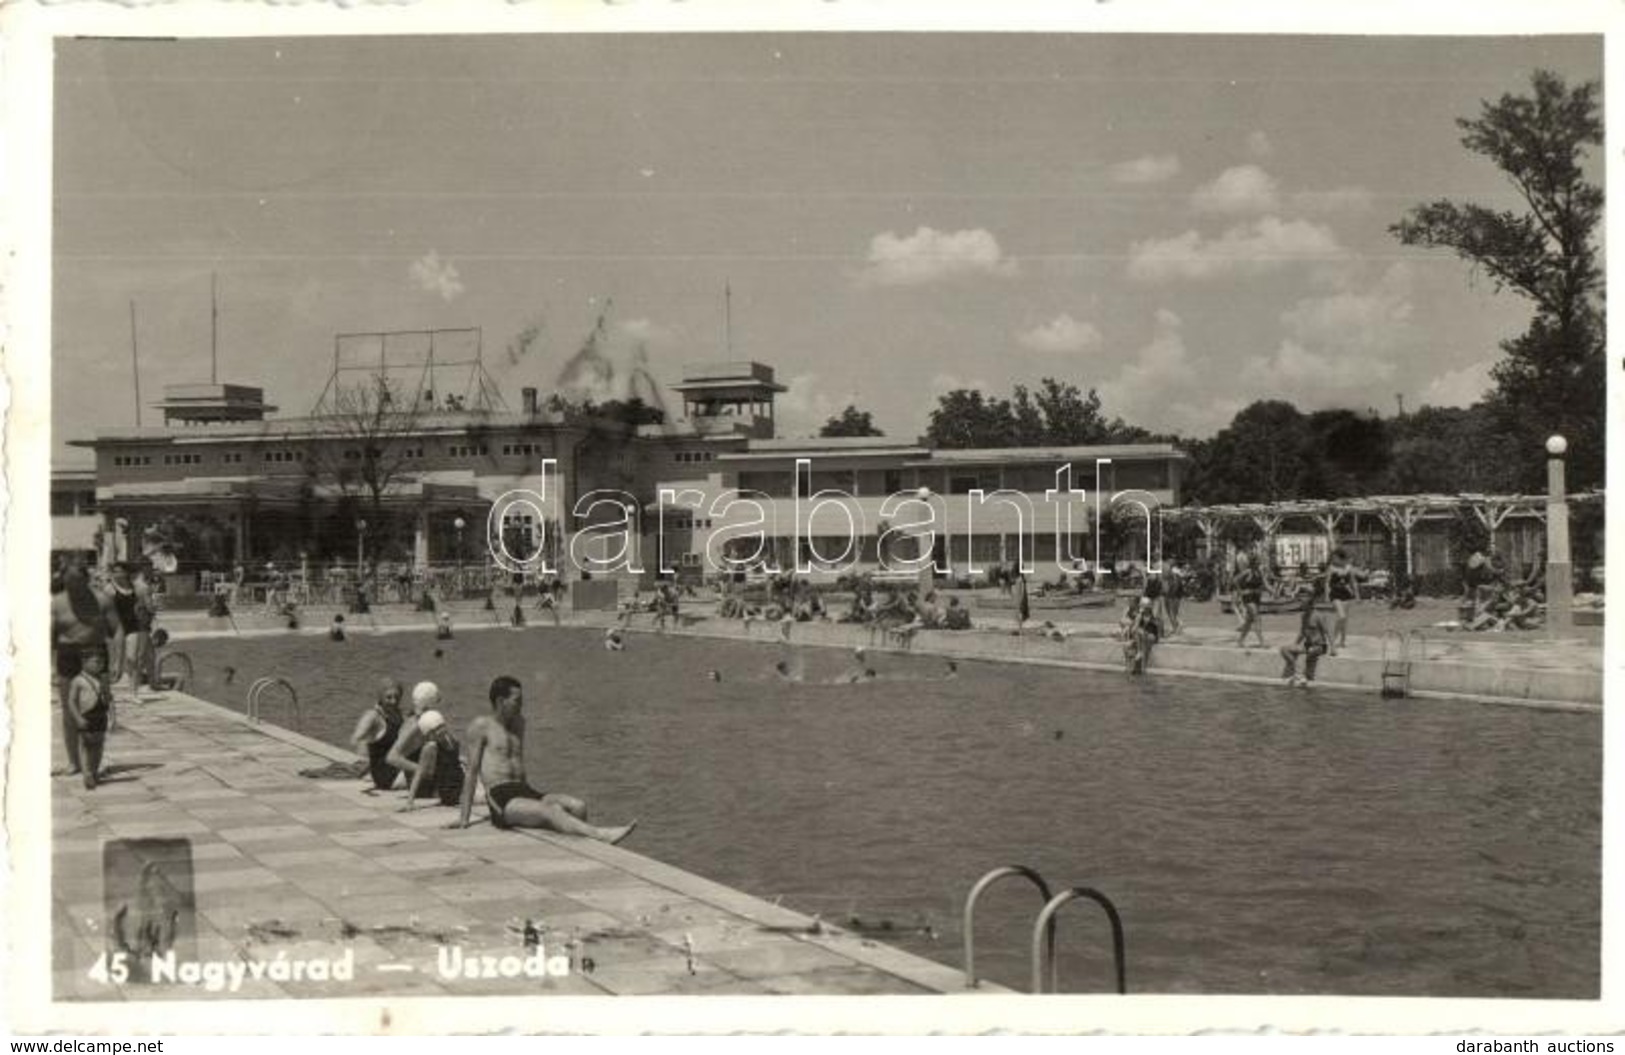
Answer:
[172, 625, 1600, 996]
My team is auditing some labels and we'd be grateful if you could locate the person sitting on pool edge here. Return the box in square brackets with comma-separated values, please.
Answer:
[349, 677, 407, 790]
[1280, 597, 1332, 686]
[400, 710, 466, 810]
[385, 680, 446, 792]
[450, 674, 636, 843]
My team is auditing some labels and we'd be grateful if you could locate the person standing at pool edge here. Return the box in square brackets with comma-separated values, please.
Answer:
[451, 675, 636, 843]
[1234, 551, 1266, 649]
[1324, 548, 1359, 655]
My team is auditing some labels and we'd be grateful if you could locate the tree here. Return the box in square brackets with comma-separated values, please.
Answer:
[306, 373, 428, 573]
[1184, 401, 1315, 504]
[1391, 70, 1604, 489]
[925, 390, 1017, 449]
[1381, 403, 1519, 494]
[925, 377, 1155, 449]
[819, 405, 885, 438]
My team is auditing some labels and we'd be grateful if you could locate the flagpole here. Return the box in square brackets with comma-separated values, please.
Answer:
[129, 300, 142, 427]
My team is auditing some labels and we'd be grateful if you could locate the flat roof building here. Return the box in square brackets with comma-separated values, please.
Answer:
[67, 354, 1188, 581]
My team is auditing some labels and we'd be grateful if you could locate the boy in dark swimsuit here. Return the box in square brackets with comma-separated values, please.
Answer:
[68, 648, 111, 789]
[52, 564, 118, 776]
[451, 675, 635, 843]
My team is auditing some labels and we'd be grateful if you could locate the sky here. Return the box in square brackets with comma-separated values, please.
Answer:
[51, 32, 1602, 466]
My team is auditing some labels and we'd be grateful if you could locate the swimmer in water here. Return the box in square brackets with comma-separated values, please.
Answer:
[329, 615, 346, 642]
[705, 670, 722, 683]
[773, 659, 804, 683]
[604, 628, 626, 652]
[436, 612, 453, 640]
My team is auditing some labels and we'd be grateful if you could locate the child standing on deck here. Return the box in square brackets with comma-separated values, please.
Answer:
[69, 648, 111, 789]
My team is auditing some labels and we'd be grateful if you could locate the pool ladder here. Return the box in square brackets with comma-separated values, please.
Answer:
[246, 676, 301, 731]
[963, 865, 1126, 994]
[154, 651, 194, 692]
[1380, 629, 1427, 699]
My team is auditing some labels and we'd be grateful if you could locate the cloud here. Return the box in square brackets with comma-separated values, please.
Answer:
[1016, 314, 1102, 354]
[1237, 263, 1415, 408]
[1097, 310, 1234, 437]
[1190, 164, 1279, 215]
[1291, 186, 1376, 213]
[1239, 340, 1398, 408]
[1127, 217, 1344, 282]
[775, 372, 858, 438]
[928, 372, 992, 395]
[857, 227, 1018, 287]
[1279, 263, 1414, 356]
[409, 251, 464, 301]
[1246, 130, 1274, 158]
[1109, 154, 1181, 185]
[616, 317, 680, 347]
[1420, 359, 1496, 408]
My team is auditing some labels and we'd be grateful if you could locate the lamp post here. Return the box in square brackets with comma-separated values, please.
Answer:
[1544, 435, 1573, 637]
[355, 518, 368, 610]
[1094, 458, 1113, 590]
[453, 516, 466, 597]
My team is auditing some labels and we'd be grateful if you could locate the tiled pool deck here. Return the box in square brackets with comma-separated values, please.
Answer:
[51, 687, 990, 1000]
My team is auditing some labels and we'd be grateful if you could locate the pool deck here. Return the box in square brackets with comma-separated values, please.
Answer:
[51, 686, 989, 1000]
[155, 596, 1603, 709]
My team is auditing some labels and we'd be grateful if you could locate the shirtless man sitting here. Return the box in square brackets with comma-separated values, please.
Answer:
[450, 675, 636, 843]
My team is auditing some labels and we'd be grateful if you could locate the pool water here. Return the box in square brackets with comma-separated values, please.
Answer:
[174, 625, 1600, 996]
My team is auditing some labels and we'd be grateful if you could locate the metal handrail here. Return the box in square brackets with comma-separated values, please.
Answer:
[963, 865, 1056, 991]
[1030, 887, 1127, 995]
[154, 652, 193, 692]
[246, 676, 300, 730]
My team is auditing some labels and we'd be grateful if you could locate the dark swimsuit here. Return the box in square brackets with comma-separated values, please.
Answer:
[486, 781, 547, 829]
[75, 674, 110, 736]
[112, 587, 140, 635]
[366, 707, 404, 790]
[1328, 567, 1355, 602]
[412, 741, 466, 806]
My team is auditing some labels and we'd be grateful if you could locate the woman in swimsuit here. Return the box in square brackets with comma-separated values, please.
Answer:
[1233, 552, 1266, 649]
[1324, 549, 1359, 654]
[349, 677, 406, 789]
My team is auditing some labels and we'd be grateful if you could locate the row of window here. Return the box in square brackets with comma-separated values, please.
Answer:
[112, 443, 531, 469]
[665, 514, 715, 530]
[673, 450, 716, 464]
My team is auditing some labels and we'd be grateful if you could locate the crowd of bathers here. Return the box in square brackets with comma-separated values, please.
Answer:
[1455, 551, 1546, 632]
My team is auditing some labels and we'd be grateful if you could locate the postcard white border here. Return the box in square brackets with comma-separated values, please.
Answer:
[3, 0, 1621, 1036]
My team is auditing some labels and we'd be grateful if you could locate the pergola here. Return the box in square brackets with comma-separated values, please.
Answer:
[1156, 491, 1604, 579]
